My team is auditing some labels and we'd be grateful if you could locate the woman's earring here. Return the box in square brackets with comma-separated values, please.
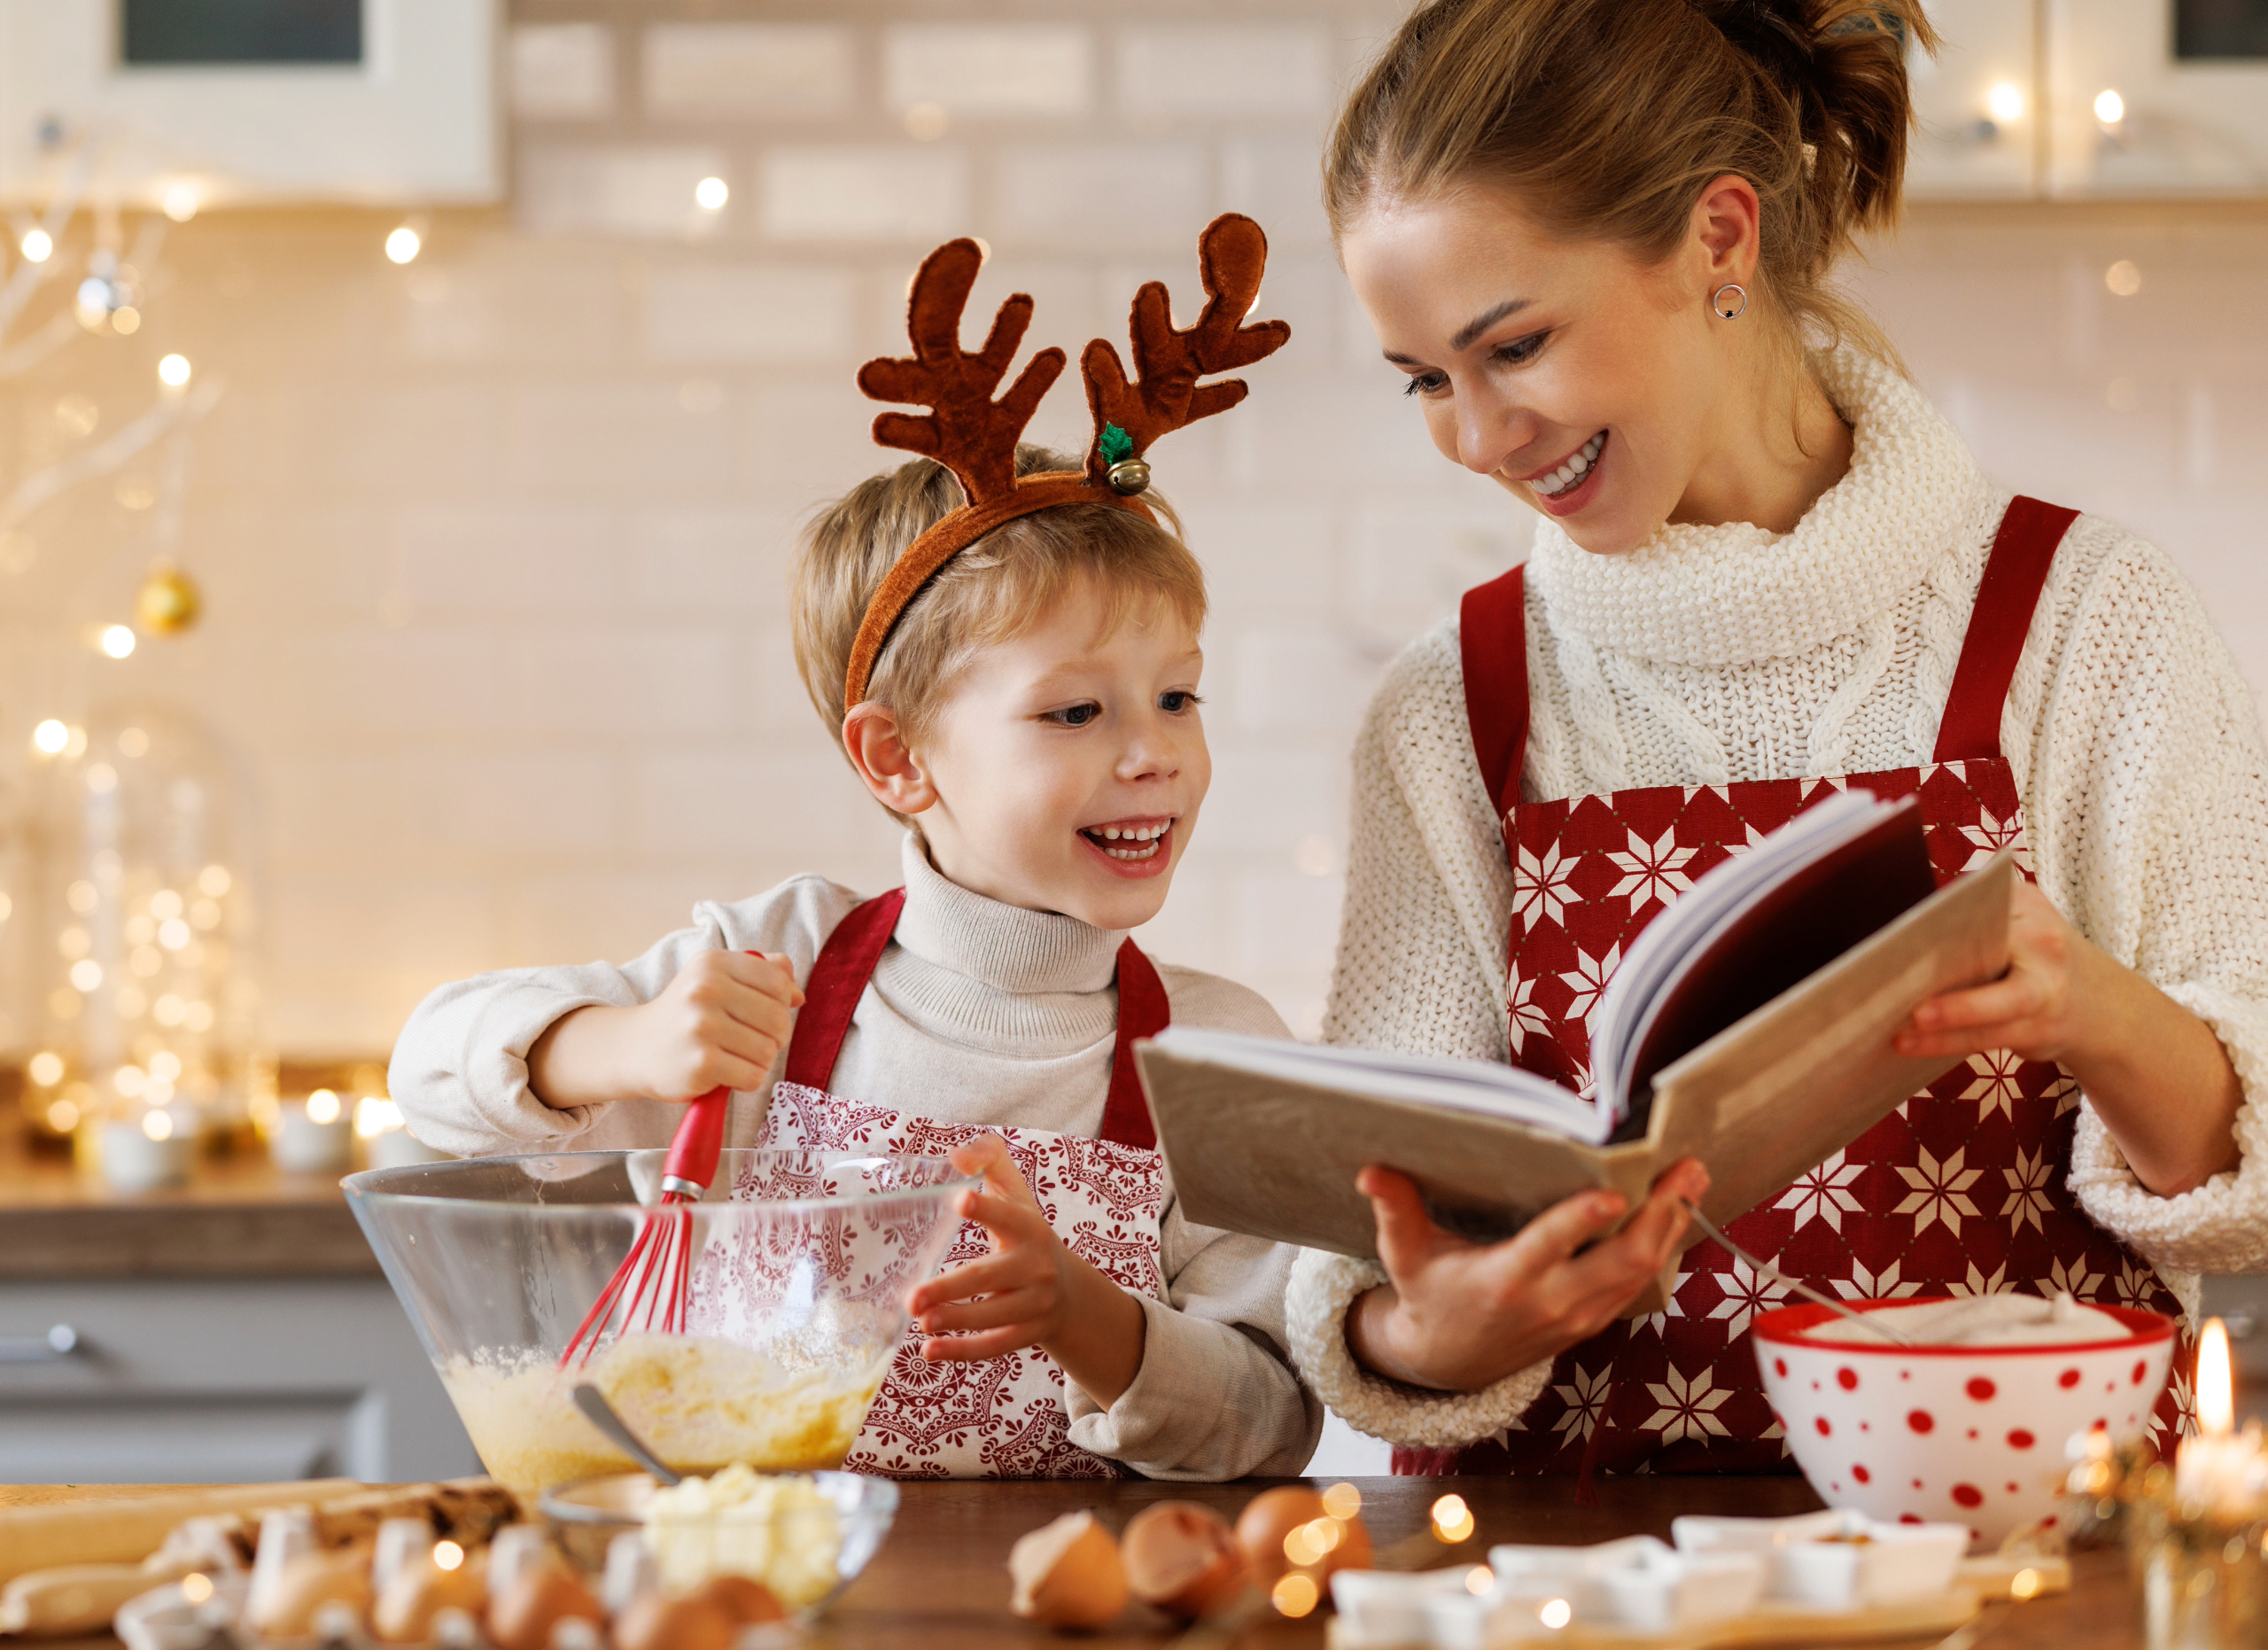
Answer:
[1712, 283, 1749, 320]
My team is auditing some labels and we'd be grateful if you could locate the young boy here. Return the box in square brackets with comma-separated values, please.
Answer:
[391, 219, 1321, 1480]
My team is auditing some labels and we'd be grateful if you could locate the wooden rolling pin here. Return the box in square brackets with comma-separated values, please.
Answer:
[0, 1479, 515, 1587]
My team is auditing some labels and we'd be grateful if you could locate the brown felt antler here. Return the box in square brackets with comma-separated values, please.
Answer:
[1081, 214, 1291, 486]
[857, 237, 1067, 505]
[843, 217, 1287, 714]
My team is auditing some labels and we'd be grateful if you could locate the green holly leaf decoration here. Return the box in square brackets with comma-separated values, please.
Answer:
[1098, 423, 1134, 465]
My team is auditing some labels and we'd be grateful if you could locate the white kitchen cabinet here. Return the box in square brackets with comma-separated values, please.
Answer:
[2047, 0, 2268, 196]
[0, 1277, 480, 1484]
[1908, 0, 2041, 199]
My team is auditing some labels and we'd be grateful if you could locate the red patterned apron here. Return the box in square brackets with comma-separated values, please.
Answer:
[1402, 497, 2195, 1478]
[750, 889, 1171, 1479]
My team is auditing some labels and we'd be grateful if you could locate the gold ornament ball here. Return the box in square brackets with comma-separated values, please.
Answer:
[136, 564, 202, 634]
[1107, 457, 1152, 496]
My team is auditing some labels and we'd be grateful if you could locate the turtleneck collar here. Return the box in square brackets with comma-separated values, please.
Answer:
[1526, 349, 1982, 668]
[890, 831, 1125, 998]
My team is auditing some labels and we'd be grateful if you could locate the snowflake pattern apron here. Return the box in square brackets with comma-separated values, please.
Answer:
[750, 888, 1170, 1479]
[1402, 497, 2195, 1479]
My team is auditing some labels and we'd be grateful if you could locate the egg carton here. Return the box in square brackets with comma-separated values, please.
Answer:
[1326, 1511, 2068, 1650]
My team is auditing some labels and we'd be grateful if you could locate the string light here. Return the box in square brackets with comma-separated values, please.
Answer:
[306, 1089, 343, 1125]
[100, 624, 137, 658]
[1986, 82, 2024, 123]
[385, 225, 422, 264]
[162, 184, 199, 223]
[28, 1052, 64, 1086]
[33, 720, 69, 755]
[695, 176, 729, 210]
[158, 354, 192, 387]
[142, 1109, 174, 1141]
[2093, 89, 2125, 124]
[1539, 1598, 1573, 1630]
[19, 229, 52, 263]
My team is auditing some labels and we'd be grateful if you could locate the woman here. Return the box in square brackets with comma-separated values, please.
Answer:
[1286, 0, 2268, 1476]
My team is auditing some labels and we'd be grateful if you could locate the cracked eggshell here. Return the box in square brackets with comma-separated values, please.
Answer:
[485, 1565, 604, 1650]
[1122, 1503, 1248, 1622]
[1009, 1510, 1128, 1631]
[1235, 1488, 1372, 1586]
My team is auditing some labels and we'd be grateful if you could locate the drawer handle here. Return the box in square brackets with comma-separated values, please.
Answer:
[0, 1324, 80, 1363]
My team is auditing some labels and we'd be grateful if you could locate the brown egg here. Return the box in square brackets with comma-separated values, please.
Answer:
[1235, 1488, 1327, 1586]
[372, 1551, 488, 1644]
[1121, 1503, 1248, 1622]
[250, 1550, 374, 1638]
[612, 1593, 738, 1650]
[486, 1565, 604, 1650]
[688, 1576, 785, 1626]
[1008, 1509, 1128, 1631]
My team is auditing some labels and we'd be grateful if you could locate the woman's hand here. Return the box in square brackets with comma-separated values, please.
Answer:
[1896, 879, 2241, 1195]
[909, 1134, 1146, 1409]
[1347, 1158, 1710, 1392]
[527, 950, 804, 1111]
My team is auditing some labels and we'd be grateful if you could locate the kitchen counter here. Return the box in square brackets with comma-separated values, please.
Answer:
[13, 1475, 2144, 1648]
[0, 1128, 377, 1280]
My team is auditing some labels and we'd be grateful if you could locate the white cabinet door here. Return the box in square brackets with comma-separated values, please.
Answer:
[1907, 0, 2041, 199]
[2047, 0, 2268, 196]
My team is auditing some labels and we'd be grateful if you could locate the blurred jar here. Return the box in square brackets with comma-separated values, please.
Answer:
[18, 708, 259, 1156]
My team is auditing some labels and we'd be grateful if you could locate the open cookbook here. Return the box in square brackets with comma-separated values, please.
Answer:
[1136, 790, 2016, 1315]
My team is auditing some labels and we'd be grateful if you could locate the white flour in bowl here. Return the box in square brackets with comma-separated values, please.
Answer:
[1797, 1292, 2133, 1348]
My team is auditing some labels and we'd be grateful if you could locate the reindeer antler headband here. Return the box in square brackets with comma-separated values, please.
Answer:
[844, 212, 1290, 711]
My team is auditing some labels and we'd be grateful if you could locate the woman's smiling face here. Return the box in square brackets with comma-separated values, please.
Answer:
[1340, 184, 1733, 556]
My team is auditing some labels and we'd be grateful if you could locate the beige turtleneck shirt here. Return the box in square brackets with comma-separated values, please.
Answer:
[392, 831, 1323, 1481]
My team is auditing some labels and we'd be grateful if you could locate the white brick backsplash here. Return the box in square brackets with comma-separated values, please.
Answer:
[511, 22, 616, 121]
[404, 752, 618, 857]
[642, 263, 858, 364]
[1196, 746, 1348, 854]
[518, 143, 730, 241]
[994, 144, 1209, 250]
[743, 377, 909, 505]
[629, 510, 796, 612]
[1225, 626, 1385, 736]
[1349, 494, 1532, 637]
[1230, 869, 1344, 977]
[391, 506, 621, 613]
[503, 632, 740, 735]
[503, 868, 765, 969]
[1174, 500, 1338, 618]
[882, 26, 1091, 117]
[400, 258, 624, 364]
[265, 872, 502, 1049]
[510, 380, 745, 497]
[1117, 26, 1332, 119]
[759, 146, 971, 245]
[628, 750, 897, 862]
[643, 23, 857, 120]
[1219, 136, 1334, 249]
[251, 634, 509, 738]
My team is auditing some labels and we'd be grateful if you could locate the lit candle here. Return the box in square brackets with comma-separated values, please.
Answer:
[100, 1108, 196, 1191]
[272, 1090, 354, 1173]
[354, 1094, 446, 1170]
[2175, 1319, 2268, 1520]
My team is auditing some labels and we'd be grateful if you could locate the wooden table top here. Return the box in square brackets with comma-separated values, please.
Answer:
[18, 1475, 2142, 1647]
[0, 1125, 377, 1280]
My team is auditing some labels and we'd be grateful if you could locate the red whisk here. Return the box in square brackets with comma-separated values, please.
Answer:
[558, 1082, 731, 1368]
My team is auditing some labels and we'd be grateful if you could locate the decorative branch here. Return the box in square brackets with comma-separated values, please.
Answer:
[0, 378, 222, 536]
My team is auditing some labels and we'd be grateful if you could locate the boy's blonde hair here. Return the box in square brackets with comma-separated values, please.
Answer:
[792, 443, 1208, 767]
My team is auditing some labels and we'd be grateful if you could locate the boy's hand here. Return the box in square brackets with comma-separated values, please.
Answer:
[527, 950, 804, 1110]
[908, 1133, 1148, 1408]
[910, 1135, 1071, 1361]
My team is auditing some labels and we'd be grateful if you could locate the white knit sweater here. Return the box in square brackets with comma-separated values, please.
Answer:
[1289, 349, 2268, 1451]
[392, 832, 1324, 1481]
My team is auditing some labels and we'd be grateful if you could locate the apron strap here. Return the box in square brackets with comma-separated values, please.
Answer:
[781, 887, 1170, 1151]
[1101, 939, 1171, 1151]
[1931, 496, 2080, 765]
[781, 888, 906, 1091]
[1460, 564, 1532, 822]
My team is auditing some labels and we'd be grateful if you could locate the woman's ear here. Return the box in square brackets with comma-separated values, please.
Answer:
[1689, 173, 1762, 284]
[842, 702, 939, 815]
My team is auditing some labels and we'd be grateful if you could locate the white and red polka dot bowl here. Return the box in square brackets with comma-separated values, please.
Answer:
[1753, 1297, 2177, 1548]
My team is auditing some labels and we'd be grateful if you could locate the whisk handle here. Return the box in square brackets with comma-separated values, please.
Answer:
[659, 1086, 732, 1199]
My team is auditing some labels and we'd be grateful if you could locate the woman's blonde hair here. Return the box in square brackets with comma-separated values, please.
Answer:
[1324, 0, 1937, 362]
[793, 445, 1206, 790]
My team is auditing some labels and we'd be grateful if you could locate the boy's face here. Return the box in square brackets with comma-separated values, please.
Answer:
[913, 577, 1208, 932]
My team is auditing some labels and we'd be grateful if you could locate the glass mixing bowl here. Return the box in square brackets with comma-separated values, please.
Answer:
[345, 1149, 973, 1499]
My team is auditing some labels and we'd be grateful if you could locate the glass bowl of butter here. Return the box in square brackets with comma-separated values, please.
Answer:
[346, 1149, 973, 1501]
[540, 1467, 899, 1615]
